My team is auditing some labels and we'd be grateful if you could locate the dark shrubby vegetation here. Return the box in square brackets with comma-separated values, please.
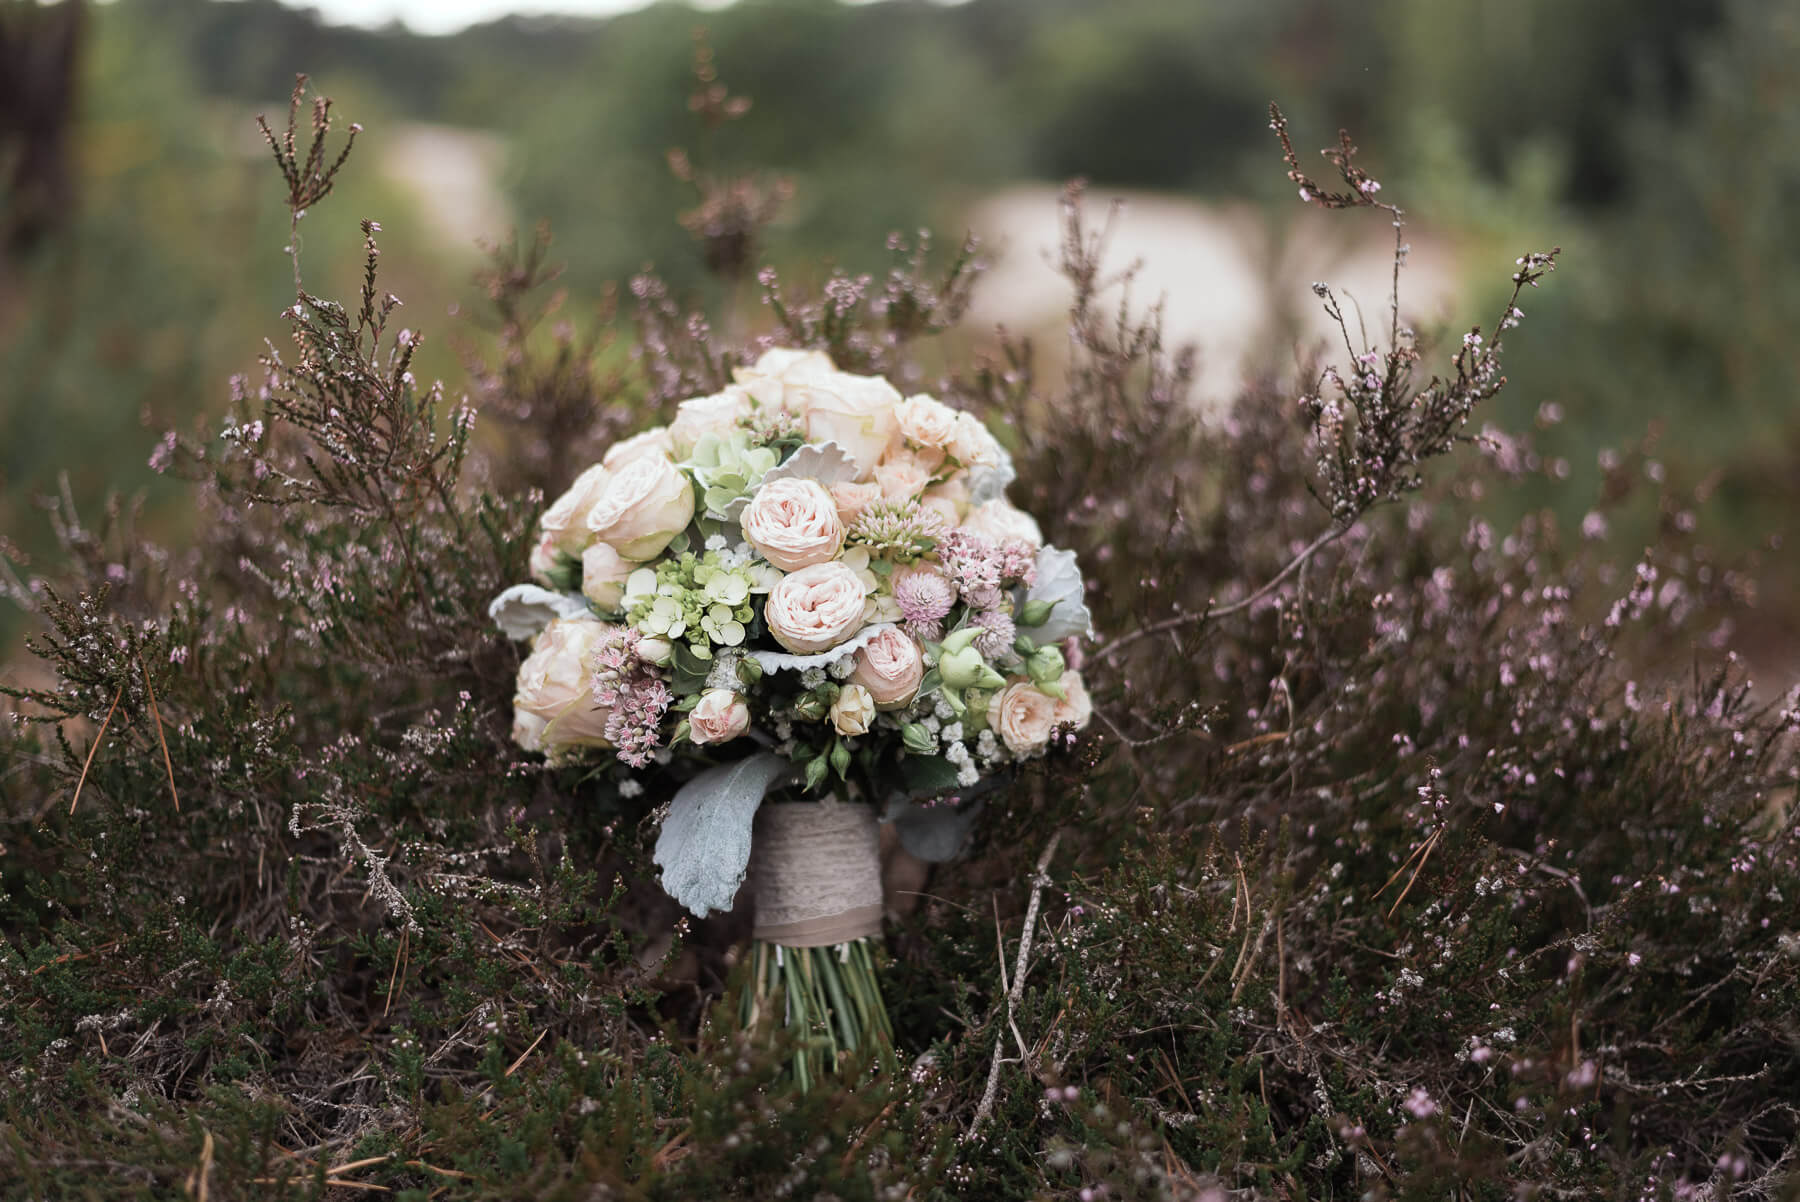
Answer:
[2, 78, 1798, 1202]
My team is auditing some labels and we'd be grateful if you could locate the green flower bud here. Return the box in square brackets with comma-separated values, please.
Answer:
[1027, 645, 1066, 687]
[736, 657, 764, 687]
[901, 723, 936, 756]
[1017, 598, 1058, 627]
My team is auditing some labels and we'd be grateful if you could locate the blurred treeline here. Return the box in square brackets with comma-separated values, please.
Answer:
[1, 0, 1795, 660]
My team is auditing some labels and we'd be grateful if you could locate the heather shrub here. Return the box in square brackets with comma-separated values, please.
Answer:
[1, 78, 1796, 1202]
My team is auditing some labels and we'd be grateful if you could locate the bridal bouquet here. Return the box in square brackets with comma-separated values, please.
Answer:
[491, 348, 1092, 1083]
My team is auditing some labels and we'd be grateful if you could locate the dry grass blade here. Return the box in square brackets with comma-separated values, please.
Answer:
[68, 680, 125, 816]
[140, 653, 180, 812]
[504, 1028, 549, 1078]
[1385, 827, 1443, 919]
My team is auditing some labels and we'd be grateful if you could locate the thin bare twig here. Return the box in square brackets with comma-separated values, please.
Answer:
[969, 830, 1063, 1136]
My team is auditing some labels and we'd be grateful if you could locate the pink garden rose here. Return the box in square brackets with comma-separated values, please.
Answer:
[851, 626, 926, 709]
[740, 477, 845, 571]
[992, 680, 1061, 757]
[689, 689, 751, 745]
[512, 618, 616, 754]
[829, 480, 883, 526]
[764, 561, 868, 654]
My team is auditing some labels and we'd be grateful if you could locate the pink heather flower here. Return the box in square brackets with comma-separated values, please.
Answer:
[937, 531, 1004, 595]
[971, 608, 1016, 660]
[996, 539, 1038, 587]
[894, 566, 954, 628]
[605, 676, 673, 768]
[1402, 1087, 1437, 1119]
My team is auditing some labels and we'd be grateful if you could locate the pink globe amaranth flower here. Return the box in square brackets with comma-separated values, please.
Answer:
[971, 607, 1016, 661]
[892, 563, 954, 628]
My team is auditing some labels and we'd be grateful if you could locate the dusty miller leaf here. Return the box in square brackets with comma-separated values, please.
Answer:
[652, 752, 794, 917]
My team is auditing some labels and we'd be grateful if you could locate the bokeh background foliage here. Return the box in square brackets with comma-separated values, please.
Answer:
[1, 0, 1799, 1198]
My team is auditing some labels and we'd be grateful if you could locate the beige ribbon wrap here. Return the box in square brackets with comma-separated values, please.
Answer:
[749, 801, 884, 948]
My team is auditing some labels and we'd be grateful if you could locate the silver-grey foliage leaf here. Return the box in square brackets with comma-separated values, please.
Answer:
[748, 622, 900, 674]
[653, 752, 794, 917]
[759, 440, 861, 488]
[488, 584, 593, 641]
[1024, 545, 1092, 643]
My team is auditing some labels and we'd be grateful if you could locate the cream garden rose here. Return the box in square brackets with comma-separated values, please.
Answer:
[740, 477, 845, 571]
[733, 347, 835, 412]
[829, 480, 883, 526]
[830, 683, 876, 736]
[874, 455, 933, 506]
[764, 561, 868, 654]
[690, 689, 752, 745]
[894, 394, 959, 448]
[539, 463, 611, 554]
[992, 680, 1062, 757]
[585, 455, 696, 561]
[797, 371, 902, 478]
[602, 426, 675, 470]
[512, 618, 615, 754]
[581, 541, 634, 612]
[946, 410, 1002, 469]
[851, 626, 925, 709]
[669, 387, 753, 457]
[959, 497, 1044, 548]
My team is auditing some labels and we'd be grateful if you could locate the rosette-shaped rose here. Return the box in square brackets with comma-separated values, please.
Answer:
[733, 347, 836, 412]
[851, 626, 925, 709]
[689, 688, 751, 745]
[764, 561, 868, 654]
[669, 387, 753, 457]
[740, 477, 845, 571]
[797, 371, 902, 478]
[829, 480, 882, 526]
[512, 618, 615, 754]
[581, 541, 634, 613]
[992, 680, 1061, 757]
[540, 463, 611, 554]
[602, 426, 675, 470]
[874, 455, 933, 505]
[959, 497, 1044, 548]
[830, 683, 876, 736]
[946, 410, 1002, 469]
[920, 476, 970, 528]
[894, 394, 959, 449]
[585, 455, 696, 561]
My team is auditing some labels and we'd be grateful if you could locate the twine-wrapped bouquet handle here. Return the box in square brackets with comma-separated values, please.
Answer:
[748, 801, 884, 948]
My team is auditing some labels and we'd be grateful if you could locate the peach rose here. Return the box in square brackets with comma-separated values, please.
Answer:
[733, 347, 836, 413]
[993, 680, 1061, 757]
[829, 480, 883, 526]
[797, 371, 902, 478]
[830, 683, 876, 736]
[669, 387, 753, 457]
[740, 477, 845, 571]
[581, 541, 634, 613]
[513, 618, 615, 754]
[1053, 670, 1093, 731]
[874, 456, 933, 506]
[894, 394, 960, 449]
[851, 626, 925, 709]
[602, 426, 675, 470]
[585, 455, 696, 561]
[690, 689, 751, 745]
[959, 498, 1043, 548]
[540, 463, 611, 554]
[764, 561, 868, 654]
